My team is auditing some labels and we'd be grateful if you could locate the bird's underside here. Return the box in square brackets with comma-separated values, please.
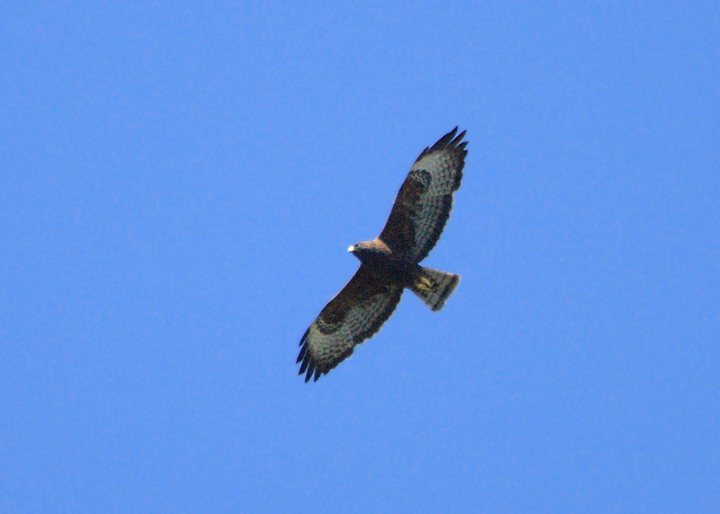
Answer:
[297, 127, 467, 382]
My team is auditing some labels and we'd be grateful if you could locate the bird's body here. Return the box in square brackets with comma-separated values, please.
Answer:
[297, 128, 468, 382]
[349, 239, 413, 282]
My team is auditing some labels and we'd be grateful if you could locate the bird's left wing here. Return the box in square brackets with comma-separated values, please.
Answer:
[297, 265, 404, 382]
[379, 128, 467, 263]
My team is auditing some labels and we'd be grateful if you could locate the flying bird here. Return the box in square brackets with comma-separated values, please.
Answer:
[297, 128, 468, 382]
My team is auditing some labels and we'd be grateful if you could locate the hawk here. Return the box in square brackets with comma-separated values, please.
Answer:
[297, 128, 468, 382]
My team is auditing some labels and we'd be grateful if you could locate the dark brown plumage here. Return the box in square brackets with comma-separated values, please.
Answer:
[297, 128, 468, 382]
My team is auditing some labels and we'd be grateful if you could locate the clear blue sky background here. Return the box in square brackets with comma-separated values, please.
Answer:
[2, 2, 718, 512]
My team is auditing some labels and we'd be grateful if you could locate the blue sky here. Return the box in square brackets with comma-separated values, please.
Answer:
[2, 1, 718, 512]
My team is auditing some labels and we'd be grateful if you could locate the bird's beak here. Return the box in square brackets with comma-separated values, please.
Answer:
[348, 245, 355, 253]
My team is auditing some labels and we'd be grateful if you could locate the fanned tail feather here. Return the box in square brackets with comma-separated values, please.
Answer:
[409, 267, 459, 311]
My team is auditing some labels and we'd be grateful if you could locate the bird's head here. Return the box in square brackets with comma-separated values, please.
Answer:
[348, 241, 374, 261]
[348, 240, 388, 264]
[347, 243, 363, 258]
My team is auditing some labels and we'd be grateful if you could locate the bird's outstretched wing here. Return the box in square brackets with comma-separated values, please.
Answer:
[379, 128, 467, 263]
[297, 266, 404, 382]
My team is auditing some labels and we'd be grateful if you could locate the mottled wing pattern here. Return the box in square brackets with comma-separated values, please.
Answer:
[379, 128, 467, 263]
[297, 266, 404, 382]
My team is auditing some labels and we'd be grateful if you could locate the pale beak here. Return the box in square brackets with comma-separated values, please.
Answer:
[348, 245, 355, 252]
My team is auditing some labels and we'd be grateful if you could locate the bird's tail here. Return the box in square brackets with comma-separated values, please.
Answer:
[409, 266, 460, 312]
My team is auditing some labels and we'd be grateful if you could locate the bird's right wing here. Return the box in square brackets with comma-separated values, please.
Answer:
[297, 265, 404, 382]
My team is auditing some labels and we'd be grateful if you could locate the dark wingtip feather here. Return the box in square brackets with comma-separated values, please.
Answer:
[426, 127, 468, 155]
[450, 130, 467, 148]
[296, 345, 307, 364]
[432, 127, 458, 151]
[297, 335, 327, 383]
[299, 357, 309, 374]
[299, 327, 310, 346]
